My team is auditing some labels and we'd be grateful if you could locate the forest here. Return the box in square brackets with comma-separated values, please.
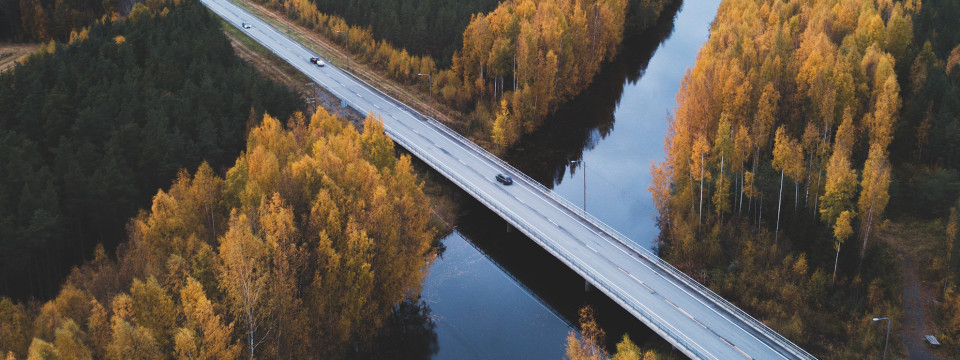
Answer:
[651, 0, 960, 356]
[565, 306, 664, 360]
[308, 0, 501, 67]
[0, 106, 438, 359]
[1, 0, 116, 42]
[0, 0, 300, 300]
[243, 0, 672, 150]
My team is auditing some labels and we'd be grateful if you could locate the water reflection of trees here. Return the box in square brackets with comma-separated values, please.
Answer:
[506, 0, 683, 188]
[354, 298, 439, 359]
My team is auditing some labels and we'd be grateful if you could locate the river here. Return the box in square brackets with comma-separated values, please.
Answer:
[412, 1, 722, 358]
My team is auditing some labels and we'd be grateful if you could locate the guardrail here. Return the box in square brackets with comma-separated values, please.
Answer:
[206, 1, 814, 357]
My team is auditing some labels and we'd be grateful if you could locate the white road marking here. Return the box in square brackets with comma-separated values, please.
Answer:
[719, 337, 754, 360]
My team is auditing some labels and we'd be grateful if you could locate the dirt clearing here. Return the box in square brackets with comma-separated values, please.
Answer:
[0, 43, 40, 73]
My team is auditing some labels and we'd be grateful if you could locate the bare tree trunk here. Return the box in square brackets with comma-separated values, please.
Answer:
[861, 211, 874, 259]
[739, 160, 744, 215]
[776, 169, 784, 244]
[833, 241, 841, 284]
[758, 194, 763, 234]
[857, 211, 875, 275]
[806, 155, 813, 207]
[795, 181, 799, 211]
[699, 154, 704, 229]
[751, 147, 759, 216]
[814, 168, 822, 217]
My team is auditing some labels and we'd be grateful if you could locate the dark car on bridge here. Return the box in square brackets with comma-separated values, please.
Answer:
[495, 174, 513, 185]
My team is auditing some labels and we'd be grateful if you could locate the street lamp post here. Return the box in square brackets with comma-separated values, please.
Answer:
[336, 30, 349, 71]
[872, 317, 890, 360]
[570, 159, 585, 214]
[417, 73, 432, 119]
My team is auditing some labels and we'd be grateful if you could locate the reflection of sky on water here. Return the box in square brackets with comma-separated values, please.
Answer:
[550, 1, 722, 250]
[422, 231, 571, 359]
[419, 1, 722, 358]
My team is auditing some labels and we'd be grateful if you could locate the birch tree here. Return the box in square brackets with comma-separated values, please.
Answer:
[772, 127, 803, 242]
[218, 212, 272, 358]
[857, 143, 891, 262]
[832, 210, 855, 283]
[691, 135, 711, 227]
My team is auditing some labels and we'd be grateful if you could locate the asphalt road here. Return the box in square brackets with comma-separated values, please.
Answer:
[200, 0, 816, 358]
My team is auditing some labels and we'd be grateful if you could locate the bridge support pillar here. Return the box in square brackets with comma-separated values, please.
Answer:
[584, 279, 592, 292]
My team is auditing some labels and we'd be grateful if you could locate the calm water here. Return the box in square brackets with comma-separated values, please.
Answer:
[509, 0, 722, 250]
[416, 1, 722, 358]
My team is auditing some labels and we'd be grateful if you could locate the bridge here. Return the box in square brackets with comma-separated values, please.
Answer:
[200, 0, 816, 358]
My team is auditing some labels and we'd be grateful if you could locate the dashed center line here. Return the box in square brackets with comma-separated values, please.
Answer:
[719, 337, 754, 360]
[619, 267, 656, 293]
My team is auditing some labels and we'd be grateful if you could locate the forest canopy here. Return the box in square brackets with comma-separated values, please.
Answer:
[652, 0, 960, 356]
[1, 0, 124, 42]
[309, 0, 502, 66]
[0, 0, 300, 300]
[0, 108, 438, 359]
[245, 0, 673, 151]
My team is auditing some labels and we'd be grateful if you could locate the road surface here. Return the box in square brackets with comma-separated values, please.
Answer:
[201, 0, 816, 358]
